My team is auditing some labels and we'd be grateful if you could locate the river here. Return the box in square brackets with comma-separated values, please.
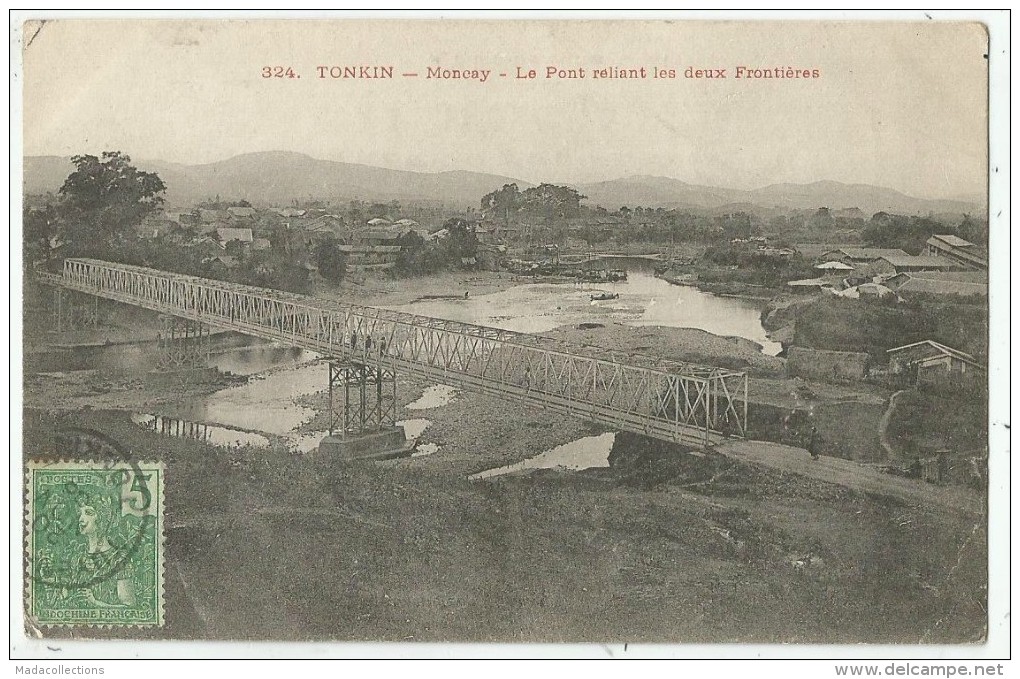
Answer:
[382, 266, 781, 355]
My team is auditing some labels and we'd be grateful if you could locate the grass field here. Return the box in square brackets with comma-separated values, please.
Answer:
[23, 408, 986, 643]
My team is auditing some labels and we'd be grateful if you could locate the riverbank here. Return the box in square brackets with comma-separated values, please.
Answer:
[291, 373, 594, 475]
[546, 322, 785, 376]
[23, 368, 244, 413]
[23, 407, 986, 643]
[321, 270, 524, 307]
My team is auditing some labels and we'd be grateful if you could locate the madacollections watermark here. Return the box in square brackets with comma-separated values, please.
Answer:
[14, 667, 105, 675]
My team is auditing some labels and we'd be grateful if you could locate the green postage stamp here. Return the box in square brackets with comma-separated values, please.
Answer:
[25, 461, 165, 628]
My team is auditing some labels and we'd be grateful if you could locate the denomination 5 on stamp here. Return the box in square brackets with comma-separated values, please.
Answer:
[26, 461, 165, 628]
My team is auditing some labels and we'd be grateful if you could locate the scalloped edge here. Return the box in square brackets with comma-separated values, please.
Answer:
[25, 460, 166, 629]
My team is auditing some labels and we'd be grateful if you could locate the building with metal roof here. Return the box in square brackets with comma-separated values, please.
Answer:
[925, 234, 988, 270]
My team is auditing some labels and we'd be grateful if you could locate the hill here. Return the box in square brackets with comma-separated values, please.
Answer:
[24, 153, 982, 216]
[24, 152, 528, 208]
[575, 176, 981, 216]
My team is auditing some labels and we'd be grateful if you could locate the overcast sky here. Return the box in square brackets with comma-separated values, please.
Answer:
[21, 19, 988, 199]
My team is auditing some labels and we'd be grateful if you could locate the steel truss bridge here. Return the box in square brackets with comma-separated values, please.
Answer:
[40, 258, 748, 447]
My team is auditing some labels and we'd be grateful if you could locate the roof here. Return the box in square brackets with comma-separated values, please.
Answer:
[216, 227, 254, 243]
[203, 255, 239, 268]
[895, 271, 988, 283]
[814, 261, 854, 270]
[887, 340, 974, 360]
[786, 277, 833, 287]
[198, 208, 228, 223]
[227, 207, 256, 218]
[296, 215, 344, 232]
[887, 340, 985, 369]
[823, 247, 910, 261]
[930, 234, 974, 248]
[355, 229, 401, 241]
[887, 272, 987, 296]
[793, 243, 858, 258]
[856, 282, 895, 297]
[925, 235, 988, 266]
[878, 255, 957, 269]
[392, 218, 419, 226]
[366, 218, 392, 226]
[253, 238, 272, 250]
[338, 245, 402, 253]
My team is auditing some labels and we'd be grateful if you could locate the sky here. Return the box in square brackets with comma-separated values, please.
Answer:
[19, 19, 989, 199]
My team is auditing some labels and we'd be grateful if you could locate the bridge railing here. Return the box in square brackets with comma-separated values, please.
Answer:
[55, 258, 747, 446]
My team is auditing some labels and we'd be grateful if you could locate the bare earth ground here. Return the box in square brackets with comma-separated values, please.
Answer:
[321, 270, 524, 307]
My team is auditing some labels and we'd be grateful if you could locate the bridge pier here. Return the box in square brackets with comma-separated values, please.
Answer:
[318, 356, 409, 461]
[154, 315, 211, 372]
[51, 288, 100, 333]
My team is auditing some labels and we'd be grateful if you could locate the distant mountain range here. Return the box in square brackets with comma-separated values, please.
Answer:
[23, 151, 983, 216]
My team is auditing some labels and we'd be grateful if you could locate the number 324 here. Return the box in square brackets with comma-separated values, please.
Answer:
[262, 66, 299, 79]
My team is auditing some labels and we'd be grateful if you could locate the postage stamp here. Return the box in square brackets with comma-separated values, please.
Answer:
[25, 461, 165, 628]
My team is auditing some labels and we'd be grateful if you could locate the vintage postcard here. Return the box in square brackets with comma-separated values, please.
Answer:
[11, 14, 1006, 658]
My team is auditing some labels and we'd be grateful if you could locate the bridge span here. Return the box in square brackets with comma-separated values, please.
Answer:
[40, 258, 748, 448]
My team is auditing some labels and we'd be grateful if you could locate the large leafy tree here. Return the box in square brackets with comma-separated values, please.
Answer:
[440, 218, 479, 263]
[313, 234, 348, 284]
[520, 183, 586, 220]
[57, 151, 166, 252]
[481, 183, 522, 224]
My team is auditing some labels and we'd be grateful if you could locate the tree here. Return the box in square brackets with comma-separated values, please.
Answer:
[440, 218, 479, 264]
[57, 151, 166, 252]
[23, 204, 59, 264]
[313, 234, 348, 284]
[481, 183, 522, 225]
[519, 183, 586, 220]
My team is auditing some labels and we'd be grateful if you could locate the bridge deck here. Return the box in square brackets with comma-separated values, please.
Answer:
[41, 259, 749, 447]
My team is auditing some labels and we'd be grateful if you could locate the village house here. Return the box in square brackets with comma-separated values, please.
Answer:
[354, 227, 403, 247]
[292, 214, 348, 239]
[887, 340, 986, 386]
[166, 209, 199, 226]
[864, 254, 962, 277]
[820, 247, 911, 267]
[338, 244, 402, 267]
[884, 271, 988, 298]
[925, 234, 988, 270]
[227, 206, 257, 221]
[216, 227, 254, 256]
[813, 261, 855, 276]
[198, 208, 229, 224]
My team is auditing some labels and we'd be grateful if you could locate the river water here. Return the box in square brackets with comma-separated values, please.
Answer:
[125, 264, 778, 459]
[383, 267, 781, 354]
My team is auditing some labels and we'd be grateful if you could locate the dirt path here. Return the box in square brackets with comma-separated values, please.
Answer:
[879, 389, 910, 460]
[714, 439, 983, 515]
